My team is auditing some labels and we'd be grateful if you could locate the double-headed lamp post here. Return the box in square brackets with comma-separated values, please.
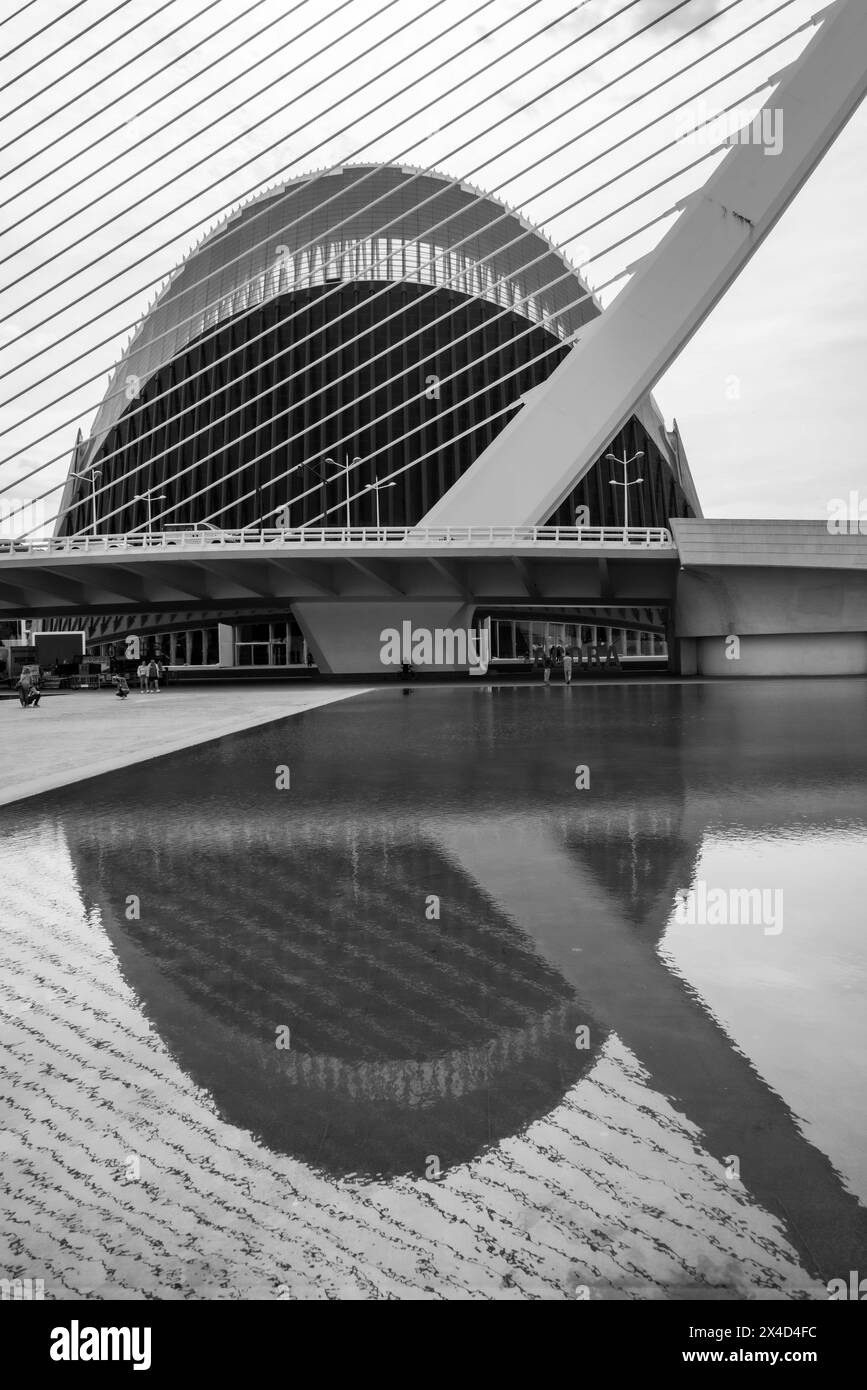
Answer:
[324, 455, 361, 530]
[606, 451, 645, 532]
[362, 477, 396, 531]
[71, 468, 103, 536]
[273, 456, 362, 531]
[132, 488, 167, 533]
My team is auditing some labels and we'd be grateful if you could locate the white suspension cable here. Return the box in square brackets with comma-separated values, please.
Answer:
[0, 0, 312, 222]
[35, 146, 721, 538]
[2, 0, 801, 472]
[195, 263, 650, 534]
[1, 0, 180, 112]
[132, 158, 726, 536]
[0, 0, 446, 256]
[45, 64, 778, 530]
[0, 1, 40, 32]
[0, 0, 556, 328]
[0, 0, 286, 174]
[1, 1, 88, 65]
[0, 0, 691, 410]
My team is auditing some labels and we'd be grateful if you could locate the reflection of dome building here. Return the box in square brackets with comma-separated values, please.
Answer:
[52, 165, 701, 673]
[69, 817, 596, 1178]
[50, 684, 701, 1177]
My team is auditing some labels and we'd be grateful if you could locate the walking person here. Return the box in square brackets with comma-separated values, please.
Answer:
[563, 649, 574, 684]
[146, 657, 159, 693]
[137, 660, 147, 694]
[542, 647, 552, 685]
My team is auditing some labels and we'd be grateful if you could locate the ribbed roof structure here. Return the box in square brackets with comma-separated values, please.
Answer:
[82, 164, 600, 467]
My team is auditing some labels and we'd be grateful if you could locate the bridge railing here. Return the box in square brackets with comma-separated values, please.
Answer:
[0, 525, 674, 554]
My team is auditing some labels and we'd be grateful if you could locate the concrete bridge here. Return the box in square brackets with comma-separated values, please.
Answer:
[0, 524, 677, 619]
[1, 520, 866, 675]
[672, 519, 867, 677]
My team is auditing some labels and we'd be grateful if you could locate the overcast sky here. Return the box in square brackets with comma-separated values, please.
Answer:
[0, 0, 863, 533]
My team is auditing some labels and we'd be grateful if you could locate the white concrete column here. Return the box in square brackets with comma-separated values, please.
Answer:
[293, 601, 478, 676]
[218, 623, 235, 668]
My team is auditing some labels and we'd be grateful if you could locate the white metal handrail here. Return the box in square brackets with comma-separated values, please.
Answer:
[0, 525, 675, 555]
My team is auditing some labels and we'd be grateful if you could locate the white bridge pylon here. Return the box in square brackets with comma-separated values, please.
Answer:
[422, 0, 867, 528]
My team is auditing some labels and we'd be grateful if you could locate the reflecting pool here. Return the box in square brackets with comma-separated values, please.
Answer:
[1, 679, 866, 1299]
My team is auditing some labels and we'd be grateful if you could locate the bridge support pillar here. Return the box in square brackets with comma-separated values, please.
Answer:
[673, 637, 698, 677]
[695, 632, 867, 678]
[674, 559, 867, 677]
[218, 623, 234, 666]
[293, 600, 478, 676]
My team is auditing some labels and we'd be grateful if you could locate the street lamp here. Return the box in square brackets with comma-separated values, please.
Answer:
[606, 451, 645, 531]
[363, 477, 397, 531]
[273, 456, 362, 531]
[132, 489, 167, 533]
[242, 482, 269, 532]
[71, 468, 103, 536]
[324, 455, 361, 530]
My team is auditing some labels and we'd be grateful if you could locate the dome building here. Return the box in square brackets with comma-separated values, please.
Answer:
[53, 164, 701, 674]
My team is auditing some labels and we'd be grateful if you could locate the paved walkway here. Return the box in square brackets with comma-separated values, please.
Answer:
[0, 685, 367, 807]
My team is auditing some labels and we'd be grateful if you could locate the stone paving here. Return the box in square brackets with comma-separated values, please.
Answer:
[0, 684, 367, 807]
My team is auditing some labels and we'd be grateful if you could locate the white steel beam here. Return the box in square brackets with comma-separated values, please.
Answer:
[422, 0, 867, 527]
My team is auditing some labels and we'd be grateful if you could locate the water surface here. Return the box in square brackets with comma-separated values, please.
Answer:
[1, 680, 865, 1299]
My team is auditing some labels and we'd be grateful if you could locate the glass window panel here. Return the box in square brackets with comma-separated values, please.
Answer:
[237, 644, 269, 667]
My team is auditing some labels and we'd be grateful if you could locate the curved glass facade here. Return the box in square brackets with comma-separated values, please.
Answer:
[60, 165, 602, 535]
[59, 163, 697, 538]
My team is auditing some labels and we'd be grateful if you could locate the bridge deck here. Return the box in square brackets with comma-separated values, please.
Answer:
[0, 527, 678, 616]
[0, 525, 674, 560]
